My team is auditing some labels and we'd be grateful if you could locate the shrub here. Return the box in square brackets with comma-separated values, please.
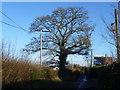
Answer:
[110, 62, 120, 88]
[43, 67, 58, 80]
[87, 67, 98, 79]
[97, 66, 112, 88]
[58, 68, 82, 81]
[97, 62, 120, 89]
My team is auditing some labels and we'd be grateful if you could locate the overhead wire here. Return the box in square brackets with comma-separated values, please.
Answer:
[0, 10, 29, 32]
[0, 21, 21, 29]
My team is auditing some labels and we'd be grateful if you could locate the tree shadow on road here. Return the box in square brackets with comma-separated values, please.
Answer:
[3, 78, 80, 89]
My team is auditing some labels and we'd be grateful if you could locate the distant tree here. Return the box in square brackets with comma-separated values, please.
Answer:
[23, 7, 94, 80]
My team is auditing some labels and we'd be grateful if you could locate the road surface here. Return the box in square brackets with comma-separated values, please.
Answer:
[78, 75, 98, 89]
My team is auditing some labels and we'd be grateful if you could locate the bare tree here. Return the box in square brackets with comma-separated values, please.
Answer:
[23, 7, 94, 80]
[101, 2, 118, 46]
[101, 2, 120, 61]
[101, 17, 116, 47]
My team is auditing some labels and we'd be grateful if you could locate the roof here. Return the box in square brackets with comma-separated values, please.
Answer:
[94, 57, 105, 59]
[94, 57, 112, 59]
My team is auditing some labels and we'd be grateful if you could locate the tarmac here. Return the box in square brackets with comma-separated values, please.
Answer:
[78, 75, 98, 89]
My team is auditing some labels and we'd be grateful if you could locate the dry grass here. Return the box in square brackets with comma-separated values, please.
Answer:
[2, 42, 59, 87]
[2, 59, 31, 85]
[2, 57, 59, 85]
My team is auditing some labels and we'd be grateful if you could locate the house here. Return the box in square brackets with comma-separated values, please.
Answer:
[44, 59, 69, 70]
[94, 56, 113, 65]
[45, 60, 59, 70]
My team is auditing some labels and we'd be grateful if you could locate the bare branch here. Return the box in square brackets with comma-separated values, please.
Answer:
[24, 7, 94, 59]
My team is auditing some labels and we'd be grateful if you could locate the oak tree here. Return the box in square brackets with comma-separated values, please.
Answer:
[23, 7, 94, 80]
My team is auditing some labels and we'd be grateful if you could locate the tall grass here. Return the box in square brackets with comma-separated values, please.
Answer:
[2, 42, 58, 87]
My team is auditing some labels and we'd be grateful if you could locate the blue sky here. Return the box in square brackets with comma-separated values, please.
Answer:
[2, 2, 117, 66]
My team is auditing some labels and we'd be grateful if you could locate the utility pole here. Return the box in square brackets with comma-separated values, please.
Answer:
[86, 56, 89, 67]
[40, 30, 42, 67]
[71, 59, 73, 68]
[90, 49, 93, 67]
[115, 9, 120, 62]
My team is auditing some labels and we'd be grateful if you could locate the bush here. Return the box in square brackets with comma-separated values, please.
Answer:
[87, 67, 98, 79]
[110, 62, 120, 88]
[42, 67, 56, 79]
[58, 68, 82, 81]
[97, 66, 112, 88]
[97, 62, 120, 89]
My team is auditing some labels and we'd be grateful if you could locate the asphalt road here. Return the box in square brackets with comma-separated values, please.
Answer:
[78, 75, 98, 89]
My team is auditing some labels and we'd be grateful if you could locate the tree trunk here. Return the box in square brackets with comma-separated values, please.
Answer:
[58, 53, 68, 80]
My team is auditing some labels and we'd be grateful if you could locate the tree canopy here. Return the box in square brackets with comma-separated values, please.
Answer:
[23, 7, 94, 57]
